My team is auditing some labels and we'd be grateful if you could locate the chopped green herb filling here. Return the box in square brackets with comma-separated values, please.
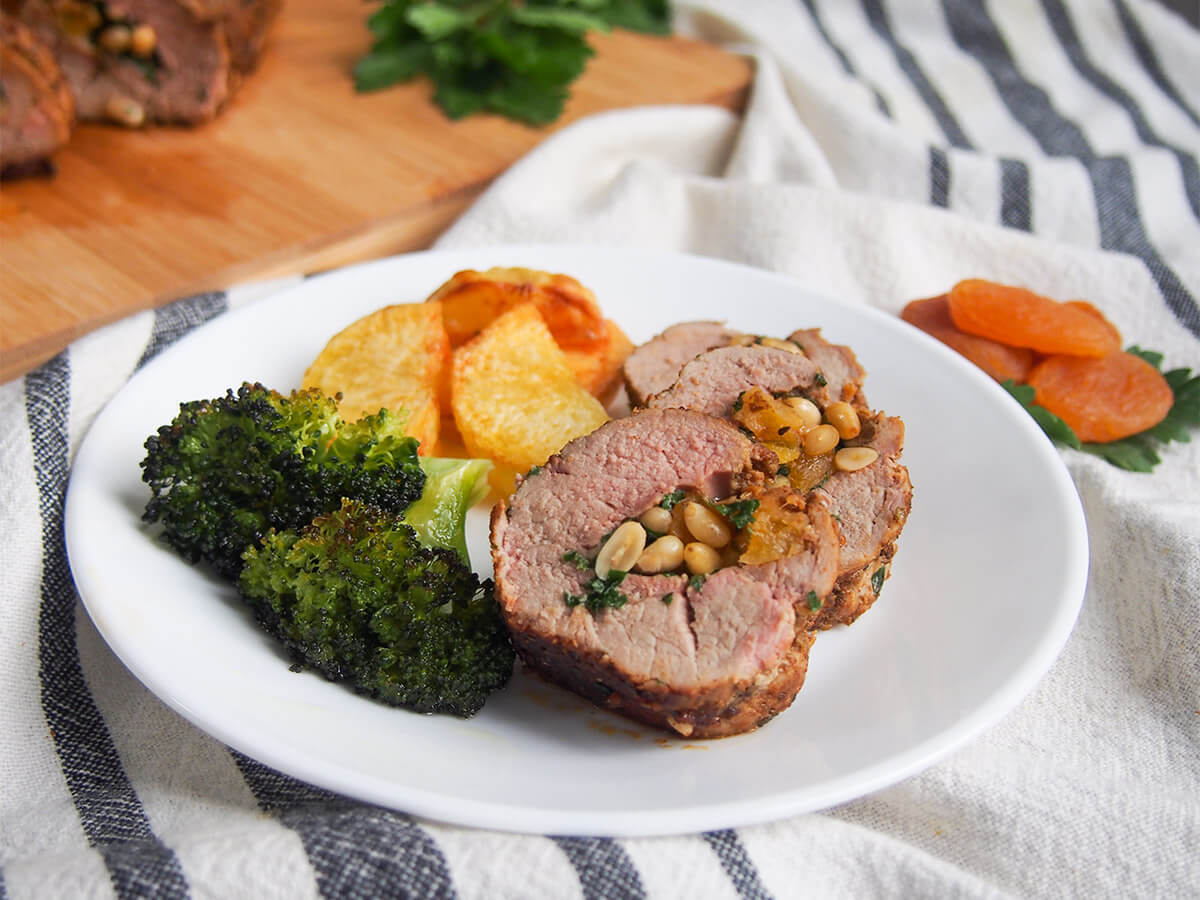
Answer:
[713, 498, 759, 530]
[659, 489, 685, 510]
[871, 567, 886, 594]
[807, 590, 822, 611]
[564, 572, 629, 613]
[561, 549, 592, 570]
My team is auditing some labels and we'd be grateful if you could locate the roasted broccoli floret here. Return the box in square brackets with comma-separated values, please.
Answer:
[238, 498, 514, 716]
[141, 383, 424, 579]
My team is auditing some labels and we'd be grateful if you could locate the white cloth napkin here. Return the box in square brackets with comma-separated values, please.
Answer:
[3, 1, 1198, 897]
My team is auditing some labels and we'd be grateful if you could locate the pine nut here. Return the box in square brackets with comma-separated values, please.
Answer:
[834, 446, 879, 472]
[803, 424, 839, 457]
[635, 535, 685, 574]
[98, 24, 132, 54]
[728, 333, 757, 346]
[682, 501, 732, 548]
[638, 505, 673, 534]
[130, 24, 157, 57]
[594, 521, 646, 579]
[759, 336, 802, 354]
[782, 395, 822, 429]
[104, 95, 145, 127]
[825, 401, 861, 440]
[683, 542, 721, 576]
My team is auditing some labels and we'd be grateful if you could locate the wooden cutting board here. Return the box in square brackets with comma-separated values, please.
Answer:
[0, 0, 750, 383]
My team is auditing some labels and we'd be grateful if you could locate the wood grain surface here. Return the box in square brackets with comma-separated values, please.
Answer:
[0, 0, 751, 383]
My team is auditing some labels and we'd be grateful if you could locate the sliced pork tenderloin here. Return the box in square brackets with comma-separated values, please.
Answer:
[491, 408, 840, 738]
[787, 327, 868, 409]
[622, 321, 737, 406]
[637, 341, 911, 629]
[646, 344, 832, 415]
[625, 320, 870, 411]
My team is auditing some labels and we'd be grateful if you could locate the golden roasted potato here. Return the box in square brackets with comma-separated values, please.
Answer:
[451, 304, 609, 494]
[427, 266, 608, 353]
[562, 318, 634, 403]
[302, 302, 449, 454]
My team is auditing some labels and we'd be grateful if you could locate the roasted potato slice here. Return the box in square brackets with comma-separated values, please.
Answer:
[428, 266, 608, 353]
[562, 318, 634, 403]
[302, 303, 449, 454]
[451, 304, 609, 494]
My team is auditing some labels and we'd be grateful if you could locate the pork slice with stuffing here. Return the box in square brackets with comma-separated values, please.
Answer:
[491, 408, 840, 738]
[637, 340, 911, 629]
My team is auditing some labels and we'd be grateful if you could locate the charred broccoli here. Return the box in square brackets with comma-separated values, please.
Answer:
[238, 498, 514, 716]
[141, 383, 423, 579]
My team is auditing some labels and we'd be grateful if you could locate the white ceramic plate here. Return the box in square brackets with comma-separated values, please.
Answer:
[65, 245, 1088, 837]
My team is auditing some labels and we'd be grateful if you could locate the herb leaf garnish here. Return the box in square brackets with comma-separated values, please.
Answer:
[355, 0, 671, 125]
[1001, 348, 1199, 473]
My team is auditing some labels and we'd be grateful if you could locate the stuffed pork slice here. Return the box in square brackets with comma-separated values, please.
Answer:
[641, 342, 912, 630]
[646, 344, 833, 415]
[810, 411, 911, 628]
[623, 321, 870, 411]
[490, 408, 840, 739]
[622, 321, 739, 406]
[787, 328, 869, 409]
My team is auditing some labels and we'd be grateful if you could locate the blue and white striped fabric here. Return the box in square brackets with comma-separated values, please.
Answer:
[3, 2, 1197, 897]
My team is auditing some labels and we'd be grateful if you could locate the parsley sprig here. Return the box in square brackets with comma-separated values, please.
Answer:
[1001, 347, 1200, 473]
[356, 0, 671, 125]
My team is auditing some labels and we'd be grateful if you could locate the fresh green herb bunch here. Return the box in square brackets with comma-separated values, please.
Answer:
[1002, 347, 1200, 473]
[355, 0, 671, 125]
[141, 383, 424, 579]
[239, 499, 514, 717]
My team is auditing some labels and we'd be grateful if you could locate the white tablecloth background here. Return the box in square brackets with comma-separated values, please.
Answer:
[3, 1, 1198, 897]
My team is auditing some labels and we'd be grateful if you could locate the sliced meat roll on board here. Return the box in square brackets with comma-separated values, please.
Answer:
[1, 13, 74, 175]
[491, 408, 841, 738]
[11, 0, 282, 125]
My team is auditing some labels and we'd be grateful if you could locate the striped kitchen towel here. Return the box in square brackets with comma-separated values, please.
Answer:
[2, 1, 1197, 898]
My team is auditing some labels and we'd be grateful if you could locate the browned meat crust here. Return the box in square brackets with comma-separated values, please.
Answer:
[1, 13, 74, 171]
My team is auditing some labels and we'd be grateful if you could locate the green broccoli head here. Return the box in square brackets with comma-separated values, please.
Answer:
[238, 498, 514, 717]
[141, 383, 424, 579]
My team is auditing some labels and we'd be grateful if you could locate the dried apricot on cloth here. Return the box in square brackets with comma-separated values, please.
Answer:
[947, 280, 1121, 358]
[1027, 351, 1174, 443]
[901, 294, 1034, 382]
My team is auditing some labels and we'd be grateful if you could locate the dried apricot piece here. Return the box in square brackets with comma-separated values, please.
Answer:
[1064, 300, 1122, 350]
[947, 279, 1121, 358]
[901, 294, 1035, 383]
[1027, 351, 1173, 443]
